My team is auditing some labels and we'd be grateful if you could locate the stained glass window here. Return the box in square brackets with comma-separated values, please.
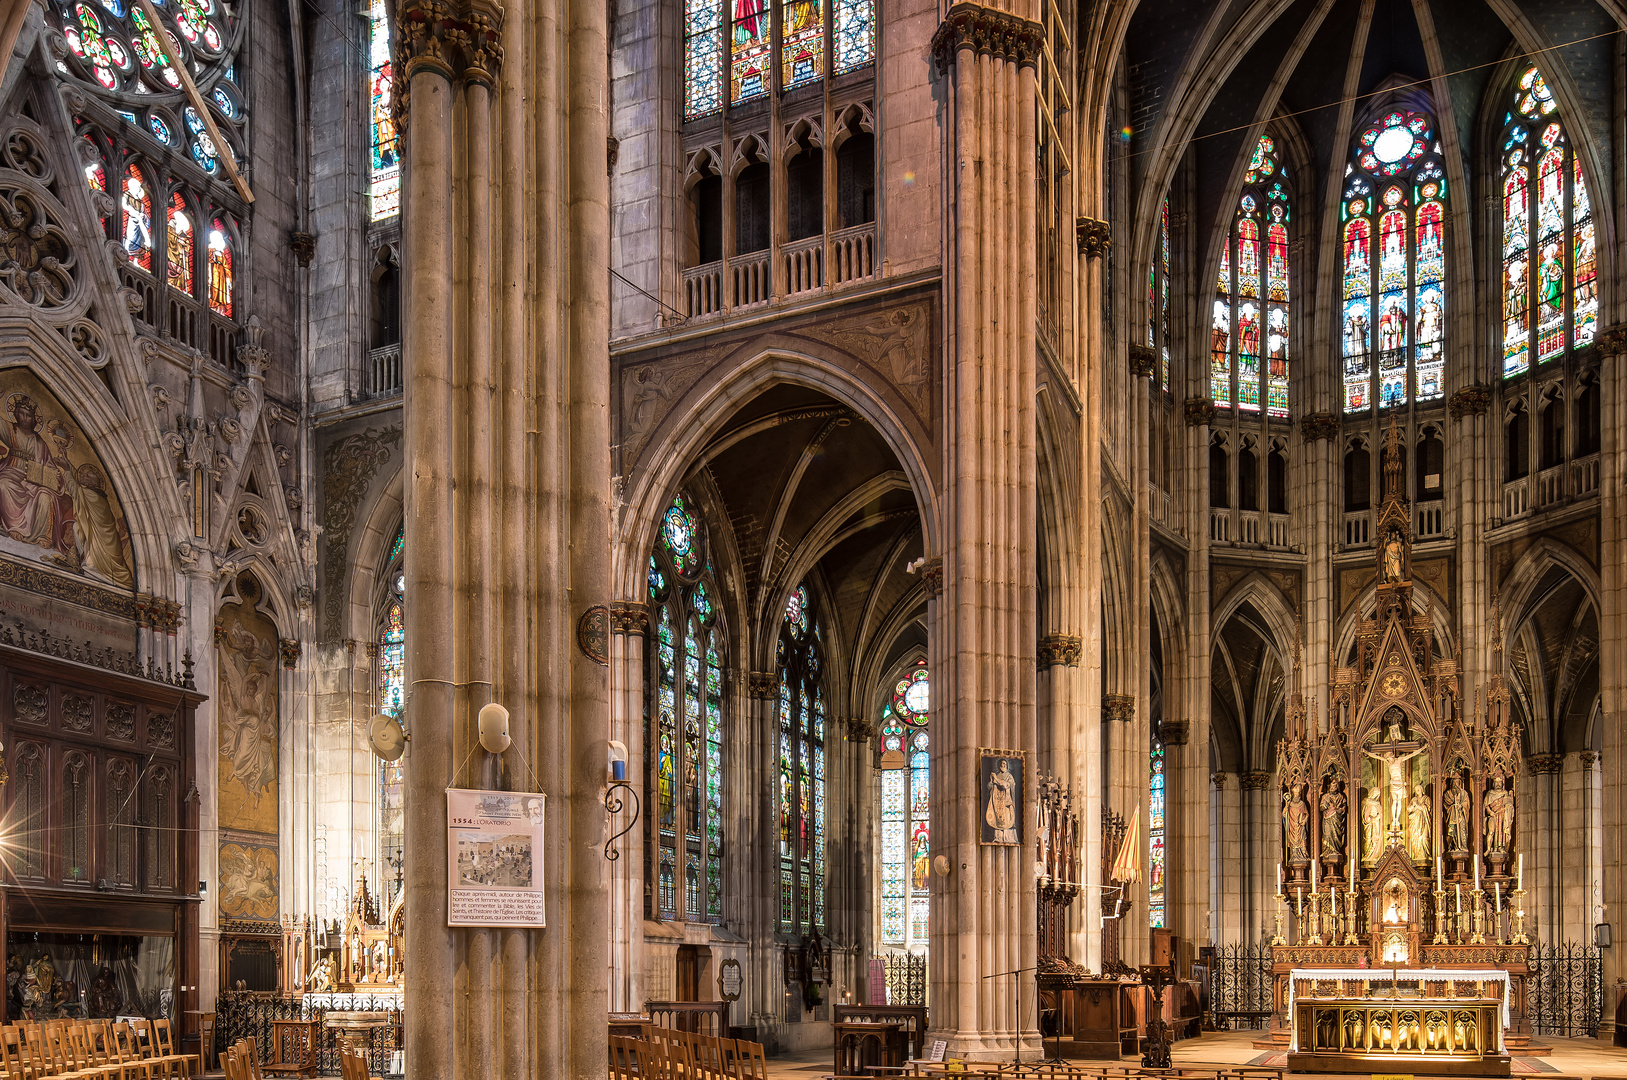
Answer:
[121, 164, 152, 272]
[1147, 196, 1172, 392]
[207, 219, 233, 317]
[878, 660, 929, 947]
[1500, 66, 1594, 379]
[1215, 135, 1290, 416]
[377, 527, 406, 904]
[684, 0, 870, 118]
[1148, 735, 1165, 928]
[368, 0, 399, 220]
[779, 584, 825, 932]
[1341, 109, 1447, 411]
[648, 492, 726, 922]
[166, 193, 193, 295]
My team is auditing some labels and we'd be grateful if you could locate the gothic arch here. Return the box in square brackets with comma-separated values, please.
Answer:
[344, 465, 405, 643]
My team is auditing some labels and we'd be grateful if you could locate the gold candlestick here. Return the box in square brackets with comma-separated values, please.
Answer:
[1272, 892, 1286, 945]
[1470, 888, 1486, 944]
[1511, 887, 1529, 945]
[1344, 888, 1360, 945]
[1307, 890, 1324, 945]
[1432, 887, 1449, 944]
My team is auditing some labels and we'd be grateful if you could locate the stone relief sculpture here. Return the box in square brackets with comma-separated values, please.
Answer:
[1361, 786, 1384, 862]
[1282, 782, 1310, 862]
[1406, 782, 1431, 862]
[1484, 774, 1515, 854]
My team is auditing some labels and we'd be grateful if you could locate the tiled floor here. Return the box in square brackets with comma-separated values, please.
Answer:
[761, 1029, 1627, 1079]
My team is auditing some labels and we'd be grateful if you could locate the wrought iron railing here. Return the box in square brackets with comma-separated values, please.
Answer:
[214, 992, 401, 1076]
[877, 953, 926, 1006]
[1526, 942, 1600, 1038]
[1208, 943, 1273, 1030]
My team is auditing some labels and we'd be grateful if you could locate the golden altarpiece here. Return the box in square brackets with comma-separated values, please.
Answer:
[1268, 420, 1530, 1076]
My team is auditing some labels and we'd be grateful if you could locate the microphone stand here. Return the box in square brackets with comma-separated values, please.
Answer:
[981, 966, 1036, 1067]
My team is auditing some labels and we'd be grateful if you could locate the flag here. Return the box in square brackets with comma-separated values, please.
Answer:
[1110, 805, 1142, 883]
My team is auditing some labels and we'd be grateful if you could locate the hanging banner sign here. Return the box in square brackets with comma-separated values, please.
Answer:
[446, 788, 547, 927]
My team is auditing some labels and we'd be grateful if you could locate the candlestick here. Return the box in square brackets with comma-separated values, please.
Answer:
[1272, 892, 1286, 945]
[1308, 890, 1324, 945]
[1436, 855, 1443, 892]
[1517, 853, 1523, 891]
[1470, 888, 1486, 944]
[1432, 886, 1449, 944]
[1312, 860, 1318, 892]
[1474, 856, 1480, 890]
[1349, 853, 1356, 886]
[1344, 885, 1360, 945]
[1277, 862, 1283, 894]
[1511, 887, 1529, 945]
[1455, 882, 1462, 913]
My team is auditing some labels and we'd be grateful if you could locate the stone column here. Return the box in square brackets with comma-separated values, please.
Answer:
[1241, 771, 1273, 942]
[1599, 329, 1627, 1015]
[608, 604, 649, 1012]
[929, 3, 1042, 1058]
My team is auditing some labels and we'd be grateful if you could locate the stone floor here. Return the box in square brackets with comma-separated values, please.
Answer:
[762, 1030, 1627, 1079]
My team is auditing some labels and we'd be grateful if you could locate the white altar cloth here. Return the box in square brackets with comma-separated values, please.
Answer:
[1287, 967, 1511, 1033]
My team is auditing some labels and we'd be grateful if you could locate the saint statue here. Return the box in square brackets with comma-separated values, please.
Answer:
[1443, 775, 1470, 852]
[1484, 774, 1515, 855]
[1361, 787, 1384, 862]
[984, 760, 1018, 844]
[1282, 783, 1310, 862]
[1406, 782, 1431, 863]
[1383, 528, 1405, 582]
[1363, 718, 1427, 837]
[1382, 877, 1407, 923]
[1320, 779, 1347, 857]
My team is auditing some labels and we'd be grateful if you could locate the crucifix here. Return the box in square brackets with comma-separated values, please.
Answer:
[1363, 715, 1426, 850]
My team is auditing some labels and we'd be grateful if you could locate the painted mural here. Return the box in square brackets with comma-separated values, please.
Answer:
[0, 369, 135, 590]
[217, 571, 280, 921]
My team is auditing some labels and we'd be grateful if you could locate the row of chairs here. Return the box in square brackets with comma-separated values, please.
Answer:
[890, 1064, 1291, 1079]
[608, 1027, 768, 1080]
[0, 1018, 199, 1080]
[221, 1039, 262, 1080]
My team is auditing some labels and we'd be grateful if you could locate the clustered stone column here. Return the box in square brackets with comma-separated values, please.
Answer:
[928, 1, 1042, 1058]
[397, 0, 611, 1072]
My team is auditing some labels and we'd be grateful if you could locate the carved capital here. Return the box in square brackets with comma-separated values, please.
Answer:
[1598, 326, 1627, 357]
[609, 602, 649, 635]
[1526, 753, 1563, 775]
[1128, 344, 1156, 379]
[1158, 719, 1189, 746]
[1075, 216, 1112, 258]
[747, 671, 778, 698]
[1211, 771, 1229, 789]
[1102, 693, 1134, 722]
[1299, 411, 1338, 442]
[1579, 750, 1599, 771]
[278, 638, 301, 669]
[1184, 397, 1216, 427]
[1239, 770, 1272, 791]
[930, 2, 1044, 75]
[289, 231, 315, 267]
[844, 717, 872, 742]
[1037, 633, 1082, 669]
[395, 0, 506, 119]
[918, 556, 944, 600]
[1448, 383, 1492, 419]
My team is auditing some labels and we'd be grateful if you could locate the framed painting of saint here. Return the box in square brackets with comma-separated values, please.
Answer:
[979, 749, 1024, 845]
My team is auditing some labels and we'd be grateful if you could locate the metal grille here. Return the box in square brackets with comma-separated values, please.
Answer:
[879, 953, 926, 1006]
[1526, 942, 1601, 1038]
[1208, 943, 1274, 1029]
[214, 993, 401, 1076]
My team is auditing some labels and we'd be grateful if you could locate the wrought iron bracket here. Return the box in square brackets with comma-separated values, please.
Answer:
[604, 781, 640, 861]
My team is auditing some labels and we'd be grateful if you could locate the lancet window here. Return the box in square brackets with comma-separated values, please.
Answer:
[368, 0, 400, 220]
[377, 525, 405, 904]
[1212, 136, 1291, 417]
[1149, 734, 1166, 927]
[1498, 66, 1596, 378]
[647, 494, 727, 923]
[778, 584, 825, 932]
[1148, 196, 1172, 392]
[1340, 109, 1448, 412]
[877, 660, 929, 947]
[684, 0, 873, 119]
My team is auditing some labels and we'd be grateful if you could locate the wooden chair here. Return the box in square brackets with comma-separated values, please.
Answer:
[730, 1038, 769, 1080]
[1, 1024, 39, 1080]
[149, 1022, 196, 1080]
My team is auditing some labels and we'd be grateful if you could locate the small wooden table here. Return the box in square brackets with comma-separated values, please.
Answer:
[264, 1020, 320, 1078]
[834, 1021, 903, 1077]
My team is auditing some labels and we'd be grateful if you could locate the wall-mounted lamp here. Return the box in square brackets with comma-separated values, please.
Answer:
[477, 703, 511, 754]
[608, 740, 628, 782]
[604, 741, 640, 861]
[199, 880, 208, 897]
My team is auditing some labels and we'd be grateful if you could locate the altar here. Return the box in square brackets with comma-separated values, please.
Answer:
[1262, 419, 1535, 1076]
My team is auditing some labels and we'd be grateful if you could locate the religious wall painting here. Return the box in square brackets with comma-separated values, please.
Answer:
[979, 750, 1023, 845]
[0, 370, 136, 592]
[216, 571, 279, 835]
[218, 837, 279, 920]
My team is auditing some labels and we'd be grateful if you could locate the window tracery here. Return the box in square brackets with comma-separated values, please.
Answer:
[778, 583, 825, 932]
[377, 525, 405, 904]
[1149, 196, 1171, 393]
[1213, 135, 1290, 416]
[878, 660, 929, 947]
[1499, 66, 1595, 378]
[648, 493, 727, 923]
[368, 0, 400, 220]
[685, 0, 871, 119]
[1149, 733, 1165, 927]
[1340, 108, 1447, 412]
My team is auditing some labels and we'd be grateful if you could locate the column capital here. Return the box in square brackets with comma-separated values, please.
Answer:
[844, 718, 872, 742]
[609, 602, 649, 635]
[1527, 753, 1563, 775]
[1599, 325, 1627, 356]
[1580, 750, 1599, 771]
[1299, 411, 1338, 442]
[1076, 216, 1112, 259]
[278, 638, 301, 669]
[930, 2, 1044, 75]
[1158, 719, 1188, 746]
[1211, 771, 1229, 789]
[917, 556, 943, 599]
[1183, 397, 1216, 427]
[1239, 770, 1272, 790]
[1102, 693, 1134, 722]
[1037, 633, 1081, 669]
[747, 670, 778, 698]
[1448, 383, 1492, 419]
[1128, 344, 1156, 379]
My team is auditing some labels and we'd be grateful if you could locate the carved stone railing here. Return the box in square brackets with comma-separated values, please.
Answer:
[368, 344, 402, 398]
[1266, 512, 1290, 548]
[1209, 508, 1231, 544]
[1536, 463, 1565, 507]
[682, 261, 724, 318]
[1502, 476, 1530, 520]
[829, 222, 876, 285]
[1343, 512, 1370, 547]
[1415, 503, 1444, 539]
[732, 252, 771, 308]
[1572, 453, 1600, 496]
[783, 235, 824, 297]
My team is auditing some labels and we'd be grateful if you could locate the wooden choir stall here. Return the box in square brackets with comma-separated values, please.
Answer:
[1266, 419, 1529, 1076]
